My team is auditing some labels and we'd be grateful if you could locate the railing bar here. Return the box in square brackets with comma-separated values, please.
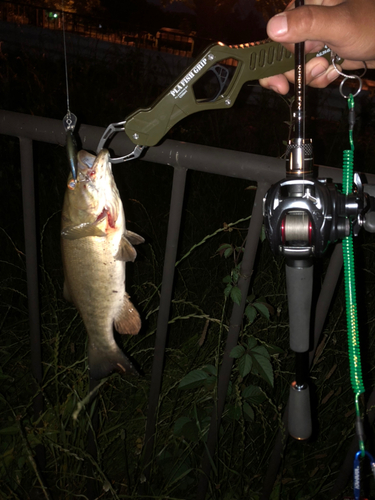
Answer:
[196, 182, 269, 499]
[19, 137, 45, 468]
[1, 111, 371, 187]
[140, 165, 188, 486]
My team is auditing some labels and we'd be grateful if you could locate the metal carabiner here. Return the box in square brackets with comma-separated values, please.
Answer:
[96, 120, 146, 164]
[353, 450, 375, 500]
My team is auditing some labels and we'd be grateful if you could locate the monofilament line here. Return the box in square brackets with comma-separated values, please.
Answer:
[62, 2, 70, 113]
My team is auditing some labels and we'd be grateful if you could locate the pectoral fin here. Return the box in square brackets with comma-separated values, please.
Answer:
[115, 235, 137, 262]
[115, 231, 144, 262]
[114, 294, 141, 335]
[126, 230, 145, 245]
[61, 219, 106, 240]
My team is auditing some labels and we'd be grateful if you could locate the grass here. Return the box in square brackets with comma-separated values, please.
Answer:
[1, 44, 375, 499]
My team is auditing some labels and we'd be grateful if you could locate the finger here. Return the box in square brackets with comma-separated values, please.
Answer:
[305, 65, 339, 88]
[259, 74, 292, 95]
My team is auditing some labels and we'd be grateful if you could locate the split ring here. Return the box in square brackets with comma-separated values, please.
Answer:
[339, 75, 363, 99]
[330, 51, 367, 79]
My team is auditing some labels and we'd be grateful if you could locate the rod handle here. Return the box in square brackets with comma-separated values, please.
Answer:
[288, 381, 312, 440]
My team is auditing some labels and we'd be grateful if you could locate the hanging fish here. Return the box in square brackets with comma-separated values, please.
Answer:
[61, 149, 144, 380]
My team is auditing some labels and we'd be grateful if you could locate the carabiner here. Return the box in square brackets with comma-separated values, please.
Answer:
[353, 450, 375, 500]
[96, 120, 146, 164]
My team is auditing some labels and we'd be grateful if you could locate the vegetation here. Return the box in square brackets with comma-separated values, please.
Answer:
[1, 26, 375, 500]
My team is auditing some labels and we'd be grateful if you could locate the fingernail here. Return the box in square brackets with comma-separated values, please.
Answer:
[268, 13, 288, 37]
[311, 63, 327, 79]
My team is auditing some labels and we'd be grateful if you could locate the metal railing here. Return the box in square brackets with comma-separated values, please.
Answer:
[2, 108, 375, 499]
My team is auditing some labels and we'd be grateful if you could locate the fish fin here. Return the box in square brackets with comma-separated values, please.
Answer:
[88, 342, 139, 380]
[63, 282, 72, 302]
[61, 220, 106, 240]
[114, 294, 141, 335]
[126, 230, 145, 245]
[115, 235, 138, 262]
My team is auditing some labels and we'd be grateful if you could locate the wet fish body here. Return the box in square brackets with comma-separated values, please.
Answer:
[61, 149, 143, 380]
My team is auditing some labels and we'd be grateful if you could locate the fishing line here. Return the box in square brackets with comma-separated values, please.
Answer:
[61, 0, 78, 184]
[62, 5, 71, 115]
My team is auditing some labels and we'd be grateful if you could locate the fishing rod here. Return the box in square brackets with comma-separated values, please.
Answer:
[270, 0, 315, 440]
[263, 1, 375, 444]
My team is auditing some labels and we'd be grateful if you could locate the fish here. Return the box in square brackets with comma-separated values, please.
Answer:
[61, 149, 144, 380]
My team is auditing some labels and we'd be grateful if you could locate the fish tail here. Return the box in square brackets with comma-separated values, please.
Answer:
[88, 343, 139, 380]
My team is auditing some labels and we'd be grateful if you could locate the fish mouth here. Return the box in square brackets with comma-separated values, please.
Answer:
[76, 149, 110, 182]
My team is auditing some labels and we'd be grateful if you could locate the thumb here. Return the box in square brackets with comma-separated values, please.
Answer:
[267, 4, 365, 60]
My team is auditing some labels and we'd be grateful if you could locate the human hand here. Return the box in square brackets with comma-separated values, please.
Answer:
[260, 0, 375, 94]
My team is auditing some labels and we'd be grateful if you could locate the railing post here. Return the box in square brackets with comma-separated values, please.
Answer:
[19, 137, 45, 468]
[196, 182, 268, 499]
[140, 165, 188, 486]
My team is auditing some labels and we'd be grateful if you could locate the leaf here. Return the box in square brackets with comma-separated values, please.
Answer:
[224, 247, 233, 258]
[247, 293, 256, 303]
[174, 416, 191, 435]
[266, 344, 284, 355]
[222, 275, 232, 284]
[232, 267, 240, 283]
[230, 286, 242, 306]
[226, 404, 242, 420]
[217, 243, 232, 254]
[270, 483, 281, 500]
[202, 365, 217, 376]
[247, 336, 257, 350]
[242, 385, 266, 405]
[178, 370, 209, 390]
[252, 345, 270, 359]
[243, 402, 254, 421]
[227, 380, 232, 397]
[254, 302, 270, 320]
[239, 353, 252, 377]
[224, 283, 232, 297]
[245, 304, 257, 324]
[204, 376, 217, 389]
[174, 417, 199, 442]
[230, 345, 245, 359]
[250, 350, 274, 387]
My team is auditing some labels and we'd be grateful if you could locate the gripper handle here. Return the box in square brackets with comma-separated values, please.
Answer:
[124, 40, 339, 147]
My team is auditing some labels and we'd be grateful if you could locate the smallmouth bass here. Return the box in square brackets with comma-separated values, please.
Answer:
[61, 149, 144, 380]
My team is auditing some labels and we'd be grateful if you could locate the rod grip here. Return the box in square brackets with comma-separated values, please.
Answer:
[288, 382, 312, 440]
[286, 261, 313, 352]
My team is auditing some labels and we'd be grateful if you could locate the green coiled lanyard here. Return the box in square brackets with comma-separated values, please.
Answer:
[342, 93, 365, 453]
[341, 90, 375, 500]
